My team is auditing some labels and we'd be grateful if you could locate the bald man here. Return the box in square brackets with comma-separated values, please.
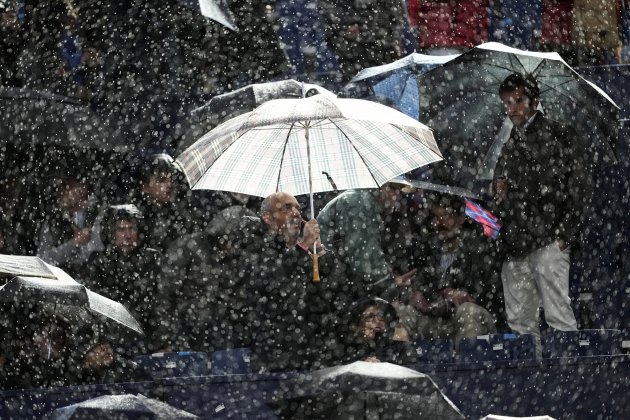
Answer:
[238, 191, 340, 372]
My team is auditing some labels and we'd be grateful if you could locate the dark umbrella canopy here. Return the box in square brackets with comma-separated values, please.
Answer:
[0, 276, 144, 335]
[175, 79, 335, 153]
[0, 88, 127, 152]
[419, 42, 619, 186]
[268, 361, 465, 419]
[48, 394, 198, 420]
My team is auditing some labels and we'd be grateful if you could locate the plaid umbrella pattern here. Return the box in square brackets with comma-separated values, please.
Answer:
[176, 95, 442, 198]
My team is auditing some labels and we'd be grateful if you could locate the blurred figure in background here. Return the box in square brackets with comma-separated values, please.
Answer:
[37, 172, 103, 276]
[82, 204, 161, 353]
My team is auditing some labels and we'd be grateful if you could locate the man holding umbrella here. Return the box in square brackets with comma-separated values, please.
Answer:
[239, 192, 340, 372]
[492, 73, 592, 357]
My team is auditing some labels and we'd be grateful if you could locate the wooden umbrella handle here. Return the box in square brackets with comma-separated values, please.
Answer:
[312, 252, 320, 283]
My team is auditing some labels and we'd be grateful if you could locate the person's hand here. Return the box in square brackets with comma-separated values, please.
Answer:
[441, 288, 475, 306]
[298, 219, 321, 250]
[409, 290, 430, 313]
[394, 268, 417, 288]
[364, 356, 381, 363]
[83, 343, 114, 370]
[495, 177, 509, 201]
[72, 227, 91, 247]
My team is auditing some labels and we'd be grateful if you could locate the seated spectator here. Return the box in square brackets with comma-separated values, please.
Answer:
[37, 172, 103, 276]
[159, 204, 257, 353]
[1, 312, 73, 390]
[73, 325, 145, 384]
[317, 179, 418, 303]
[339, 297, 416, 365]
[239, 192, 340, 372]
[134, 153, 189, 252]
[81, 204, 161, 352]
[397, 194, 500, 348]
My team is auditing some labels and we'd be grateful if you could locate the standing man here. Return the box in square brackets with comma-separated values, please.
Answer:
[492, 73, 592, 356]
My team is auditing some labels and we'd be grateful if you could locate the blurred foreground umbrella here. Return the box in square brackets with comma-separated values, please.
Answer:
[419, 42, 619, 184]
[0, 255, 58, 279]
[341, 52, 457, 119]
[177, 0, 237, 31]
[48, 393, 197, 419]
[0, 88, 127, 152]
[175, 79, 335, 153]
[0, 275, 143, 335]
[268, 361, 464, 419]
[177, 94, 442, 281]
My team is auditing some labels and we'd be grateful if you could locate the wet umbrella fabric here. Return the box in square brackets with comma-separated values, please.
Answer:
[0, 255, 57, 279]
[176, 0, 237, 31]
[419, 42, 619, 183]
[176, 94, 442, 198]
[175, 79, 335, 153]
[341, 52, 457, 119]
[0, 88, 127, 152]
[268, 361, 465, 419]
[0, 276, 144, 335]
[48, 393, 198, 419]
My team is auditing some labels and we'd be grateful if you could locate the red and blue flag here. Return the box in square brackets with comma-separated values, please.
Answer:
[465, 200, 501, 240]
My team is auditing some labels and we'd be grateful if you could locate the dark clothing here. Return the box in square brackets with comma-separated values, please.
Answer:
[238, 216, 340, 373]
[493, 112, 592, 257]
[319, 0, 405, 79]
[82, 247, 162, 351]
[159, 205, 257, 352]
[135, 195, 187, 253]
[412, 226, 506, 329]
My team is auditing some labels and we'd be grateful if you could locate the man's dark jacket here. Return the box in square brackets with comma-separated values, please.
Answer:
[238, 216, 340, 373]
[493, 112, 592, 257]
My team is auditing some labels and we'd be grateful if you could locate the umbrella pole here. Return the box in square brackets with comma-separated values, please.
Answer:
[47, 303, 57, 360]
[305, 123, 320, 283]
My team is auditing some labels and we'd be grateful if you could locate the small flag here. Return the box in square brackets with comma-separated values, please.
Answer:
[465, 200, 502, 239]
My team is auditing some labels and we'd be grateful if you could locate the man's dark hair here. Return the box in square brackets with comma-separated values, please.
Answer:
[499, 73, 540, 101]
[102, 204, 143, 247]
[139, 153, 178, 184]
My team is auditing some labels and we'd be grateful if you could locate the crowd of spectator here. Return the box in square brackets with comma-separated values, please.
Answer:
[0, 154, 512, 389]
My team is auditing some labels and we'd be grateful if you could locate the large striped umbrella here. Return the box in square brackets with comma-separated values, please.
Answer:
[176, 94, 442, 198]
[176, 94, 443, 280]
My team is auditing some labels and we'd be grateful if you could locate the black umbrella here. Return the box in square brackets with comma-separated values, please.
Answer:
[0, 87, 127, 152]
[268, 361, 465, 419]
[0, 276, 143, 335]
[47, 393, 198, 419]
[418, 42, 619, 186]
[175, 79, 335, 153]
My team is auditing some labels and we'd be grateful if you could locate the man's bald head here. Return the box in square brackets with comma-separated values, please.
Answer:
[260, 192, 303, 243]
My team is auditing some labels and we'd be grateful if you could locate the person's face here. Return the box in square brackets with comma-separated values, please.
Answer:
[143, 172, 174, 204]
[501, 86, 539, 127]
[263, 193, 302, 242]
[57, 180, 88, 211]
[113, 219, 139, 252]
[358, 305, 386, 342]
[431, 204, 465, 242]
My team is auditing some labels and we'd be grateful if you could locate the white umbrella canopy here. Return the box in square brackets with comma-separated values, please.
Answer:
[176, 94, 443, 198]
